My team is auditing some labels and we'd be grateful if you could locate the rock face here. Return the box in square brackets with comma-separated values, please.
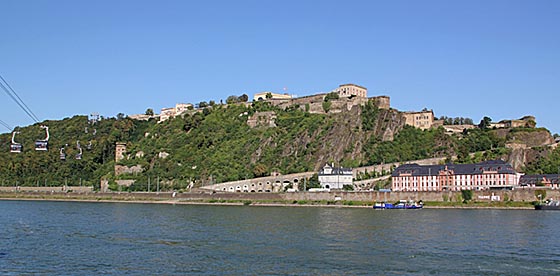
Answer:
[115, 165, 144, 176]
[248, 104, 407, 172]
[500, 128, 555, 171]
[247, 111, 277, 128]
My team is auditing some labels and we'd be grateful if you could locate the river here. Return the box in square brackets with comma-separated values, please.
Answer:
[0, 200, 559, 275]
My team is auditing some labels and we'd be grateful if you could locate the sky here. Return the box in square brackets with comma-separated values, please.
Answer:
[1, 0, 559, 134]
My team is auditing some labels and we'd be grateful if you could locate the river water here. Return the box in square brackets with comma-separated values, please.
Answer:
[0, 200, 559, 275]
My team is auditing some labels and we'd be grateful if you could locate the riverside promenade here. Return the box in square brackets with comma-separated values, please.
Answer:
[0, 188, 555, 206]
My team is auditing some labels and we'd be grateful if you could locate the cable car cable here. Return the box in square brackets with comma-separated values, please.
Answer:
[0, 80, 39, 123]
[0, 119, 12, 130]
[0, 74, 40, 122]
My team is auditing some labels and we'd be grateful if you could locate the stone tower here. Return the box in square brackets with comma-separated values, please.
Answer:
[115, 142, 127, 162]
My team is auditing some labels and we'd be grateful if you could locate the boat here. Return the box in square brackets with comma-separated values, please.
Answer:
[534, 199, 560, 210]
[373, 200, 423, 209]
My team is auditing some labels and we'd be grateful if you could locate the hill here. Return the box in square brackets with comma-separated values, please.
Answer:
[1, 99, 558, 190]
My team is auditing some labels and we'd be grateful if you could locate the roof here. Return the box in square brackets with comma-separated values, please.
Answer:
[319, 164, 352, 176]
[392, 160, 516, 177]
[519, 174, 560, 185]
[338, 83, 367, 90]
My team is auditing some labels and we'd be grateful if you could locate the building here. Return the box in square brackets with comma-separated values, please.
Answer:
[335, 84, 367, 98]
[159, 107, 176, 122]
[318, 163, 353, 190]
[115, 142, 127, 162]
[519, 175, 560, 189]
[391, 160, 518, 192]
[253, 92, 292, 101]
[174, 103, 193, 115]
[128, 114, 158, 121]
[159, 103, 194, 122]
[403, 110, 435, 130]
[490, 116, 537, 129]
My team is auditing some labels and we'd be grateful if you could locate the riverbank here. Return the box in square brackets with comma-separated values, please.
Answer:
[0, 191, 536, 209]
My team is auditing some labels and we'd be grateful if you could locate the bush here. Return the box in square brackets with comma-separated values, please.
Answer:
[461, 190, 473, 203]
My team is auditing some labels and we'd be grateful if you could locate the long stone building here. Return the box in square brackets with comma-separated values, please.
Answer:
[391, 160, 520, 192]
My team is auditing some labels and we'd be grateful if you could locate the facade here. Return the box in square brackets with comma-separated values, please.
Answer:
[336, 84, 367, 98]
[403, 110, 435, 130]
[115, 142, 127, 162]
[253, 92, 292, 101]
[128, 114, 158, 121]
[174, 103, 193, 116]
[490, 116, 537, 129]
[519, 175, 560, 189]
[318, 163, 353, 190]
[391, 160, 518, 192]
[159, 103, 194, 122]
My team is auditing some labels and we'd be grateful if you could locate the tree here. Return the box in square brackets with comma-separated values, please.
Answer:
[265, 92, 273, 99]
[226, 95, 238, 104]
[464, 118, 474, 125]
[209, 100, 216, 106]
[116, 113, 125, 120]
[253, 163, 268, 178]
[145, 108, 154, 116]
[478, 116, 492, 129]
[238, 94, 249, 102]
[198, 101, 208, 108]
[461, 190, 473, 203]
[322, 101, 332, 113]
[324, 92, 339, 102]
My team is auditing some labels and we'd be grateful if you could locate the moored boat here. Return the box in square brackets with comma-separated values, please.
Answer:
[535, 199, 560, 210]
[373, 200, 423, 209]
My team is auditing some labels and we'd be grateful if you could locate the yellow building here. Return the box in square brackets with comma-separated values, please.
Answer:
[403, 110, 434, 130]
[336, 84, 367, 98]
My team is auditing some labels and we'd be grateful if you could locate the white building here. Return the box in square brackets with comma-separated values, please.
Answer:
[318, 163, 353, 190]
[159, 103, 194, 122]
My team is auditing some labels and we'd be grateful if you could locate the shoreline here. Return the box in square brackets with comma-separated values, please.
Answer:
[0, 192, 535, 210]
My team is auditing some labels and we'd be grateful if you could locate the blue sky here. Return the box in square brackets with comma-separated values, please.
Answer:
[1, 0, 559, 134]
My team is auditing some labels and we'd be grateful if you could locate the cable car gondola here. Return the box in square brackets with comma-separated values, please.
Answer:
[35, 125, 49, 151]
[60, 146, 66, 160]
[10, 131, 22, 153]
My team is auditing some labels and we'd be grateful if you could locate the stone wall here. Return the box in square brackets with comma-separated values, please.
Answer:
[0, 186, 94, 193]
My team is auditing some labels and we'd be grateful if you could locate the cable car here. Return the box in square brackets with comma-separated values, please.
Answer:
[35, 125, 49, 151]
[60, 147, 66, 160]
[10, 131, 22, 153]
[75, 140, 82, 160]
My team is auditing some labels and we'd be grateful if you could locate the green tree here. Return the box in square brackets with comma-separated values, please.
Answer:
[145, 108, 154, 116]
[322, 101, 331, 113]
[226, 95, 238, 104]
[238, 94, 249, 102]
[461, 190, 473, 203]
[324, 92, 339, 102]
[478, 116, 492, 129]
